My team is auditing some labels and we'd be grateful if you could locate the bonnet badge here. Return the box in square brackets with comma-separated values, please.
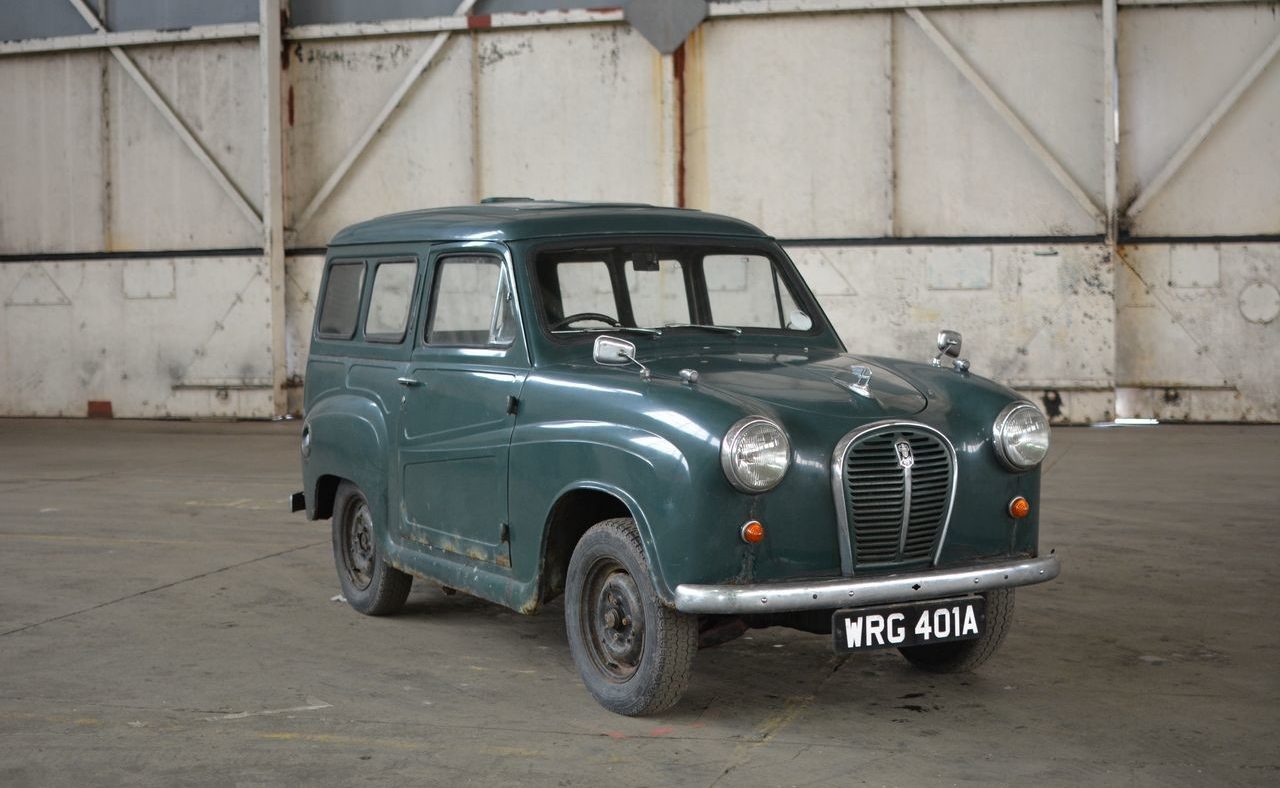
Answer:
[831, 364, 874, 399]
[849, 365, 872, 389]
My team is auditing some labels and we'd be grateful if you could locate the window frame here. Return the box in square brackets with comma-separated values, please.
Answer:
[422, 252, 518, 349]
[362, 257, 421, 345]
[315, 258, 367, 341]
[527, 237, 827, 344]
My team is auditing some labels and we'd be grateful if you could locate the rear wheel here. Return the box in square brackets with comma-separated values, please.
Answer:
[898, 588, 1015, 673]
[332, 480, 411, 616]
[565, 518, 697, 716]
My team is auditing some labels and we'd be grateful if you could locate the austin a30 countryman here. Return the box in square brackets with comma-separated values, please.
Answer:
[292, 200, 1060, 715]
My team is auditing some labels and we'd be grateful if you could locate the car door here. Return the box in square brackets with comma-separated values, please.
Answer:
[397, 245, 528, 568]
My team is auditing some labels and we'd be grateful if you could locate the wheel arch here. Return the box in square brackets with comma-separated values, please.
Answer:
[311, 473, 342, 520]
[537, 482, 673, 608]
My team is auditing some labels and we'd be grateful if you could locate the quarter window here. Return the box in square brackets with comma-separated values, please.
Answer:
[426, 256, 517, 347]
[364, 260, 417, 341]
[317, 261, 365, 339]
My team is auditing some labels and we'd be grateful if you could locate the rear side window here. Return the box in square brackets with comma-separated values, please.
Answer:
[317, 262, 365, 339]
[426, 255, 516, 347]
[364, 260, 417, 341]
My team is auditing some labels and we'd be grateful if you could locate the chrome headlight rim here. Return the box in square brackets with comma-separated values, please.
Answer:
[720, 416, 792, 494]
[992, 401, 1050, 471]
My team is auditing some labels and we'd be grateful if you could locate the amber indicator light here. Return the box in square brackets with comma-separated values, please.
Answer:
[741, 520, 766, 544]
[1008, 496, 1030, 519]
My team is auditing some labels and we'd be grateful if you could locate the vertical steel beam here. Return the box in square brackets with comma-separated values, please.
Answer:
[885, 13, 896, 237]
[1125, 28, 1280, 220]
[906, 8, 1104, 226]
[1103, 0, 1118, 244]
[66, 0, 263, 231]
[294, 0, 478, 232]
[261, 0, 288, 416]
[659, 52, 679, 207]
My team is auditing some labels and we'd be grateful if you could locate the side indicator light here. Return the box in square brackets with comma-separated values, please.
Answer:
[741, 520, 766, 544]
[1009, 497, 1030, 519]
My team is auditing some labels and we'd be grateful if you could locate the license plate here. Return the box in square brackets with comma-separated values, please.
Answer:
[832, 596, 985, 653]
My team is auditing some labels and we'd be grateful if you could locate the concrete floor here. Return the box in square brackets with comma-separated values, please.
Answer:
[0, 419, 1276, 787]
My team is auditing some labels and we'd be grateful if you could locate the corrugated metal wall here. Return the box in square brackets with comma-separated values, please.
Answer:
[2, 1, 1277, 421]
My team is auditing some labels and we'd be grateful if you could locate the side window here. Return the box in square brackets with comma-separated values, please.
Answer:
[317, 261, 365, 339]
[364, 260, 417, 342]
[426, 255, 517, 347]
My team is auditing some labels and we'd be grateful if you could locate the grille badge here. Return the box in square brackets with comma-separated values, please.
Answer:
[894, 439, 915, 469]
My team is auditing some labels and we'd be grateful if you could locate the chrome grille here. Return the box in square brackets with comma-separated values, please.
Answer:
[842, 427, 954, 568]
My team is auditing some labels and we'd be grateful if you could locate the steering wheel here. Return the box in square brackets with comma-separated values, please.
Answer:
[551, 312, 623, 330]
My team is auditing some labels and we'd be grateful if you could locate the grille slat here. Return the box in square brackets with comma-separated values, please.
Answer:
[842, 427, 954, 568]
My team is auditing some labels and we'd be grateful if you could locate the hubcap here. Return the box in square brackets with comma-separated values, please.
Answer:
[582, 559, 645, 682]
[342, 498, 375, 591]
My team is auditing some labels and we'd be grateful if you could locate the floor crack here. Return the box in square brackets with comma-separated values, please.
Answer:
[0, 540, 326, 637]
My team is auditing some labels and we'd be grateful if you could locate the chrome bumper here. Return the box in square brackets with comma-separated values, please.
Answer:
[673, 554, 1060, 615]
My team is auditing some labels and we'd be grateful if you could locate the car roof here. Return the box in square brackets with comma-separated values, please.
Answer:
[327, 200, 769, 246]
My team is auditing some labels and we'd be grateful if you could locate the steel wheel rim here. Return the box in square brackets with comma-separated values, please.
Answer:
[341, 497, 375, 591]
[580, 557, 645, 682]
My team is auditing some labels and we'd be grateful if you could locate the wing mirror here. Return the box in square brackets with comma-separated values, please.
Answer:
[594, 335, 650, 378]
[932, 329, 970, 373]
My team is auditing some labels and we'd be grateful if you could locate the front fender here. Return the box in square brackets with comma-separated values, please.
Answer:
[510, 422, 693, 603]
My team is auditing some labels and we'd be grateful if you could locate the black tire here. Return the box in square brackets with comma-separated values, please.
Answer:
[331, 480, 411, 616]
[565, 518, 698, 716]
[898, 588, 1015, 673]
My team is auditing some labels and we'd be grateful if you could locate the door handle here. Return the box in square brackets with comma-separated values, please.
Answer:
[396, 377, 423, 387]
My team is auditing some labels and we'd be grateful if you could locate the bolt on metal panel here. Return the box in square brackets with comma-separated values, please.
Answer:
[105, 41, 264, 250]
[1115, 243, 1280, 422]
[1119, 6, 1280, 235]
[788, 243, 1116, 424]
[0, 257, 274, 419]
[475, 26, 665, 207]
[286, 33, 477, 247]
[685, 15, 894, 237]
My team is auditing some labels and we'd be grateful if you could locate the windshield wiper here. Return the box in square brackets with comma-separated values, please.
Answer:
[664, 323, 742, 335]
[554, 326, 664, 336]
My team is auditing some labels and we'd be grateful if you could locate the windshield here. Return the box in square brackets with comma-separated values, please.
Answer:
[533, 242, 818, 336]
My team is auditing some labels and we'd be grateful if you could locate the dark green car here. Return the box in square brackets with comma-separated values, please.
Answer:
[293, 200, 1059, 716]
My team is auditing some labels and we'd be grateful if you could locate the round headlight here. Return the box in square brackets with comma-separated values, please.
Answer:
[720, 417, 791, 493]
[993, 402, 1050, 470]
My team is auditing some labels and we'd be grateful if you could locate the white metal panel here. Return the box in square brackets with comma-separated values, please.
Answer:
[475, 25, 664, 205]
[788, 242, 1115, 422]
[287, 34, 476, 246]
[285, 254, 324, 415]
[895, 7, 1104, 236]
[107, 41, 263, 249]
[685, 15, 893, 237]
[1119, 6, 1280, 235]
[1115, 243, 1280, 421]
[0, 257, 273, 418]
[0, 52, 106, 254]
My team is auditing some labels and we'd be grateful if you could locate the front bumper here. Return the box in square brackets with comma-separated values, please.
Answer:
[673, 554, 1060, 615]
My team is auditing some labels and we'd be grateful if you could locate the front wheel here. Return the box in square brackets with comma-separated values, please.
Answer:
[331, 480, 411, 616]
[564, 518, 697, 716]
[898, 588, 1015, 673]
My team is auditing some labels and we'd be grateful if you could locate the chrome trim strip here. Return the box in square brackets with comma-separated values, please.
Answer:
[673, 555, 1060, 615]
[829, 420, 959, 575]
[898, 444, 913, 556]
